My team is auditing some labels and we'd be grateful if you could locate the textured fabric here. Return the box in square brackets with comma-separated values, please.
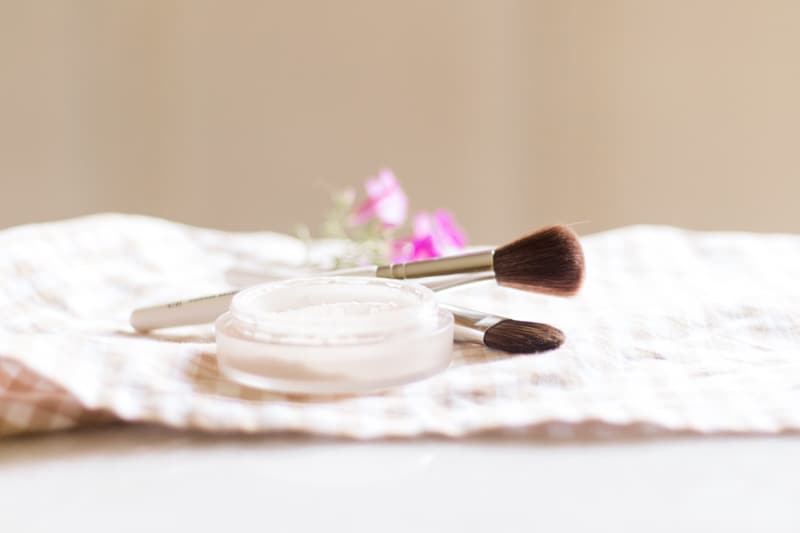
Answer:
[1, 214, 799, 438]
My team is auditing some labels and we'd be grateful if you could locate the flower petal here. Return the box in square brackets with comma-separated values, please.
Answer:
[353, 169, 408, 228]
[433, 209, 467, 248]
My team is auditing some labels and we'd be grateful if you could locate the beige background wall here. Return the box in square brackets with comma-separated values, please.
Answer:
[1, 1, 798, 243]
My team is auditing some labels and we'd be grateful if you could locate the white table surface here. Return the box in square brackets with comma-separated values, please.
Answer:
[1, 426, 798, 532]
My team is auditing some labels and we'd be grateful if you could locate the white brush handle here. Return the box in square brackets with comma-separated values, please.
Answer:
[129, 291, 237, 332]
[440, 303, 503, 345]
[131, 288, 498, 350]
[129, 266, 378, 332]
[129, 267, 494, 333]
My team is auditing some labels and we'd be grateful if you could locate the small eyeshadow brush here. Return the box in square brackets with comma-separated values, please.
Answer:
[443, 304, 564, 353]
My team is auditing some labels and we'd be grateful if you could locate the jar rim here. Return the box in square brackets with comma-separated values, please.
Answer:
[227, 277, 440, 345]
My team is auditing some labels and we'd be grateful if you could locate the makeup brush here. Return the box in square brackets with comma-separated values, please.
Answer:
[347, 224, 584, 295]
[130, 225, 584, 332]
[443, 304, 564, 353]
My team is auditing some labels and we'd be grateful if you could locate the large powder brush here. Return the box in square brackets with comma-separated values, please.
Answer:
[358, 224, 585, 296]
[130, 225, 585, 332]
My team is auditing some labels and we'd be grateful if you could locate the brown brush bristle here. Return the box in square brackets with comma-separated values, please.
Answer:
[493, 225, 585, 296]
[483, 320, 565, 353]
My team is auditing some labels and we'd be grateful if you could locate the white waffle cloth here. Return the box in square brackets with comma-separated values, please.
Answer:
[1, 214, 799, 438]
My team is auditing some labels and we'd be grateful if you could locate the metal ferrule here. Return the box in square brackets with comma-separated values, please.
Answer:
[440, 303, 504, 344]
[375, 250, 494, 280]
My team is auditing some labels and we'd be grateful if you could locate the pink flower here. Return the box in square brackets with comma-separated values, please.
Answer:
[352, 169, 408, 228]
[391, 210, 467, 262]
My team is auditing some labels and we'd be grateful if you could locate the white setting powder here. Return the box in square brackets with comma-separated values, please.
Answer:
[260, 300, 401, 320]
[215, 277, 454, 394]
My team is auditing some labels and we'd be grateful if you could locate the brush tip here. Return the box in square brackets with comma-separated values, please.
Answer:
[493, 225, 585, 296]
[483, 319, 565, 353]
